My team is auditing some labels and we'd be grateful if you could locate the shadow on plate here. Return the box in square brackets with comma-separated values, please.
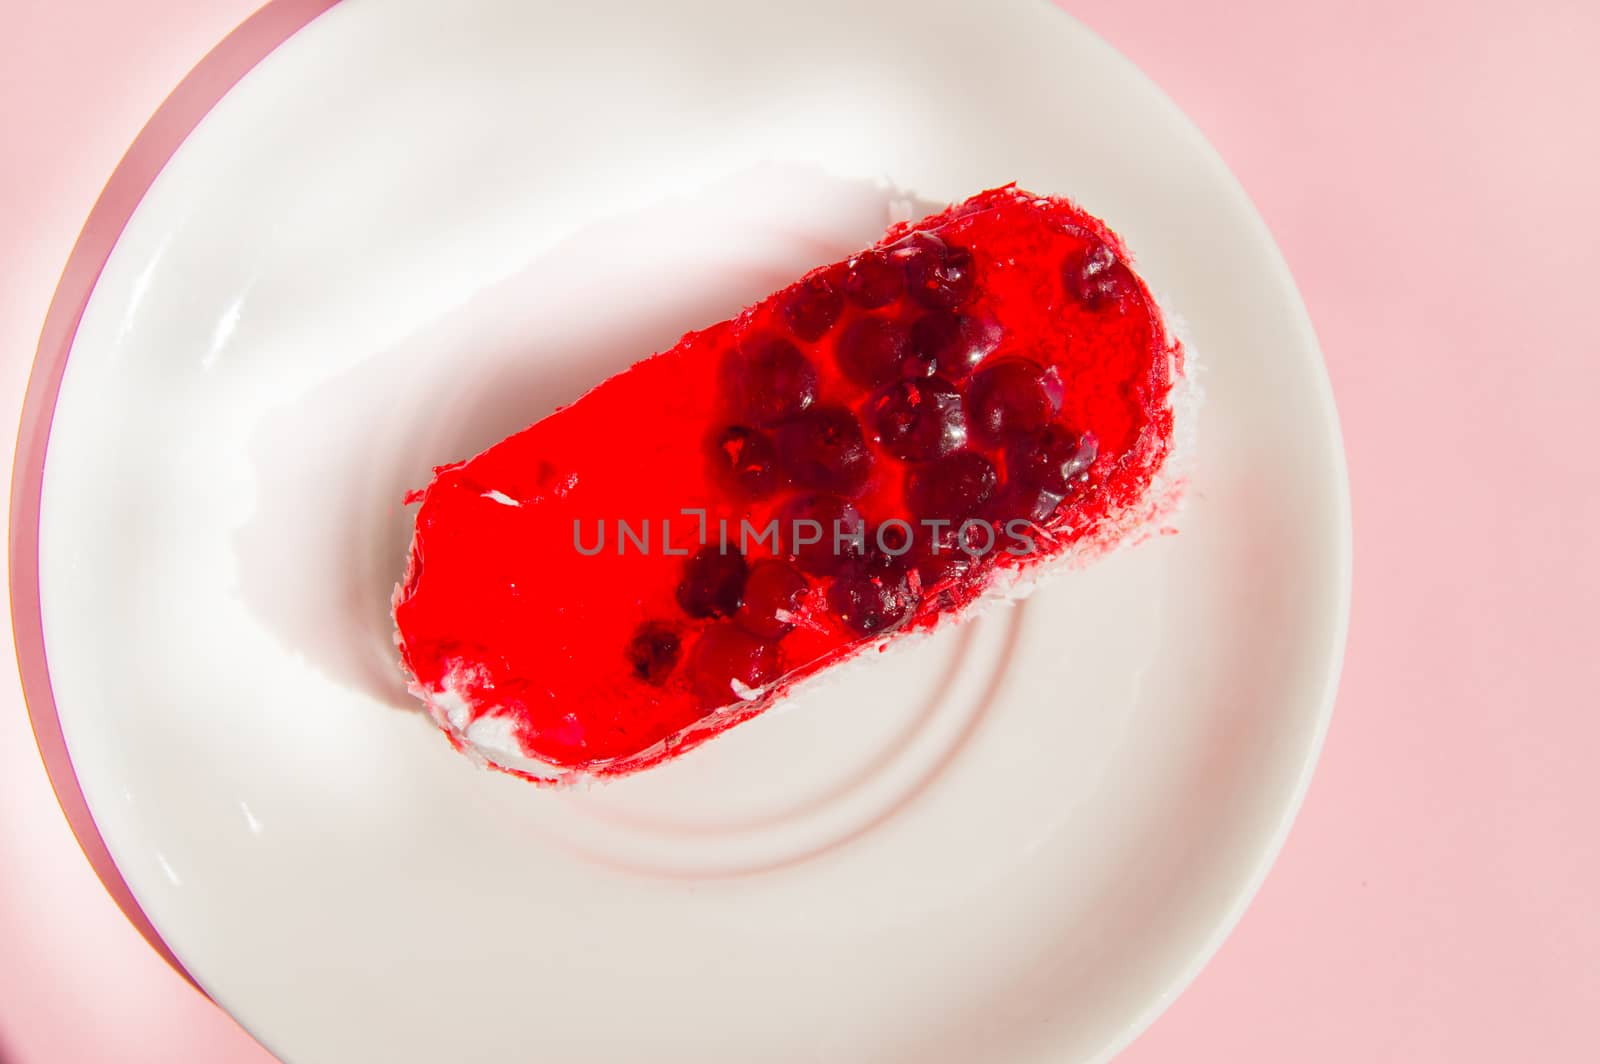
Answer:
[232, 163, 939, 710]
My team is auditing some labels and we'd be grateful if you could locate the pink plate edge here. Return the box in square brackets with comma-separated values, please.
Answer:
[8, 0, 344, 992]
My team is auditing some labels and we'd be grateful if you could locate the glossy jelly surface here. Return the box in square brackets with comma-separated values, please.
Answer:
[394, 186, 1181, 779]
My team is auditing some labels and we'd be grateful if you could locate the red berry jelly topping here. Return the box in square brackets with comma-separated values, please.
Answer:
[393, 185, 1182, 782]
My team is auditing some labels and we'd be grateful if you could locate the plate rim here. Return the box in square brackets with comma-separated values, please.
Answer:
[8, 0, 344, 992]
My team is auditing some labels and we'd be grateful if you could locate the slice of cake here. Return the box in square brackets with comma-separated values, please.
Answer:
[393, 185, 1184, 783]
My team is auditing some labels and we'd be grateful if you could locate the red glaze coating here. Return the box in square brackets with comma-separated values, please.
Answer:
[394, 186, 1182, 780]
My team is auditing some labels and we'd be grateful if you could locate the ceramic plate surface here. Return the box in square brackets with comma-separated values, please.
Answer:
[30, 0, 1349, 1060]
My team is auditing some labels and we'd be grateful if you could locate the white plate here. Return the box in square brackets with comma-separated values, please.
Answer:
[34, 0, 1349, 1060]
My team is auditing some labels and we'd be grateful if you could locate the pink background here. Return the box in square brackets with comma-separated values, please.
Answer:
[2, 0, 1595, 1061]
